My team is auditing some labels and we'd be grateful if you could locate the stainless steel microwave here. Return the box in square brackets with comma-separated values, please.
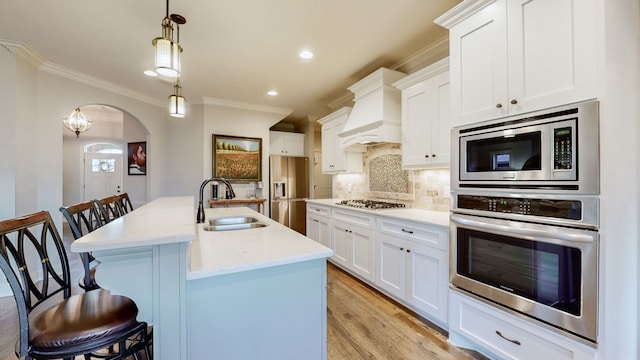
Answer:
[452, 100, 599, 194]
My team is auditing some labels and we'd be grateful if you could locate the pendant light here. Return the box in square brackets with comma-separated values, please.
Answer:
[152, 0, 186, 78]
[62, 108, 93, 138]
[169, 79, 186, 118]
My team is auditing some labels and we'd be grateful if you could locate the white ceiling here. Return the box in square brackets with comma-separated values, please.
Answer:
[1, 0, 460, 125]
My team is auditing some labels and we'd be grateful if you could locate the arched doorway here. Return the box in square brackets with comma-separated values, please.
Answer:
[62, 104, 148, 208]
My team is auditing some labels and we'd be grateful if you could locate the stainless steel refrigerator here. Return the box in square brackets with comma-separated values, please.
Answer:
[269, 155, 309, 235]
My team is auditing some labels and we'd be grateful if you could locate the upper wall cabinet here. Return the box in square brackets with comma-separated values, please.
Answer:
[317, 108, 364, 174]
[393, 58, 450, 169]
[269, 131, 305, 156]
[436, 0, 598, 127]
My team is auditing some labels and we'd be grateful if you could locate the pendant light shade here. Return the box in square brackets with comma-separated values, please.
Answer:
[62, 108, 92, 137]
[169, 80, 186, 118]
[152, 1, 186, 78]
[153, 18, 182, 77]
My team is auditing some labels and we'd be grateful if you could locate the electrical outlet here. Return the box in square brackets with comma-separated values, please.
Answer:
[347, 183, 352, 192]
[443, 185, 450, 198]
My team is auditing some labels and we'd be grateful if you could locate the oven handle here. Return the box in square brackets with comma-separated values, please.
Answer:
[451, 215, 595, 243]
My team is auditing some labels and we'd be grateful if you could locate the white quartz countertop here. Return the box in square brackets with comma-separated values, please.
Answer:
[306, 198, 450, 228]
[70, 196, 196, 253]
[188, 207, 332, 280]
[71, 196, 333, 280]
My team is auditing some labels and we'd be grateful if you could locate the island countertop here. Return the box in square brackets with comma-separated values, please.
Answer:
[70, 196, 333, 281]
[188, 206, 332, 280]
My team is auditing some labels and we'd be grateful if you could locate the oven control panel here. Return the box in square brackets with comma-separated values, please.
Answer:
[457, 195, 582, 220]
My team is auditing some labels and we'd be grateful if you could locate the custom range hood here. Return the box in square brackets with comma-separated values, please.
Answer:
[339, 67, 407, 150]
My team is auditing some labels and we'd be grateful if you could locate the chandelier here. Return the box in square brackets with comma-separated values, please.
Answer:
[152, 0, 186, 78]
[169, 79, 186, 118]
[62, 108, 92, 138]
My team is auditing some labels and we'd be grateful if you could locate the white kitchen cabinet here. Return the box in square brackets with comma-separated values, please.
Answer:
[306, 203, 331, 249]
[393, 58, 450, 169]
[436, 0, 598, 126]
[317, 108, 363, 174]
[376, 218, 448, 327]
[449, 290, 596, 360]
[330, 208, 375, 282]
[269, 131, 305, 156]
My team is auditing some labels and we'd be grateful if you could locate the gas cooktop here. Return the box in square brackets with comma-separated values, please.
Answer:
[336, 199, 406, 210]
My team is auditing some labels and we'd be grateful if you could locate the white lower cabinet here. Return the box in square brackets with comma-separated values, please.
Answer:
[449, 290, 596, 360]
[331, 209, 376, 282]
[376, 218, 448, 327]
[306, 204, 331, 249]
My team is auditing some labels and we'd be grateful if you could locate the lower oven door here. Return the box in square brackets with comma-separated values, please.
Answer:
[450, 213, 598, 343]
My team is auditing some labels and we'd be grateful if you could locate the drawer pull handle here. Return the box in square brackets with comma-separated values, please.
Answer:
[401, 228, 414, 234]
[496, 331, 521, 345]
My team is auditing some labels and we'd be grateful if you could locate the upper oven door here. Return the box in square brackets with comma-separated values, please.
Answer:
[459, 118, 577, 182]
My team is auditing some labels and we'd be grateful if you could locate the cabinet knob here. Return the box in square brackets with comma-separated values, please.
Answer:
[496, 103, 503, 108]
[401, 228, 414, 234]
[400, 247, 404, 251]
[406, 249, 411, 253]
[432, 154, 436, 158]
[510, 99, 518, 105]
[425, 154, 429, 158]
[496, 331, 521, 345]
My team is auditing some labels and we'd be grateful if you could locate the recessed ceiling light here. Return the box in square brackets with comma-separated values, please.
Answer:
[144, 70, 158, 77]
[299, 50, 314, 60]
[267, 90, 278, 96]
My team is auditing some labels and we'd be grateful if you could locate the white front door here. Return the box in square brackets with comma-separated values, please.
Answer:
[84, 153, 123, 200]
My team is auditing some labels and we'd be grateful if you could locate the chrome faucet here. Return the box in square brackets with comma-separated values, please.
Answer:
[197, 177, 235, 223]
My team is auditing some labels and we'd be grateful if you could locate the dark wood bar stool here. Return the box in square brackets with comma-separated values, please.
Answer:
[0, 211, 151, 360]
[118, 192, 135, 214]
[94, 194, 125, 223]
[59, 200, 104, 291]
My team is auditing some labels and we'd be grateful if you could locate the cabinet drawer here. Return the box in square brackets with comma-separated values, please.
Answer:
[377, 218, 447, 251]
[450, 290, 595, 360]
[307, 204, 330, 218]
[333, 209, 375, 228]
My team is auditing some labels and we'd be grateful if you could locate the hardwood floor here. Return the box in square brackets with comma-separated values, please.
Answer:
[0, 225, 485, 360]
[327, 263, 486, 360]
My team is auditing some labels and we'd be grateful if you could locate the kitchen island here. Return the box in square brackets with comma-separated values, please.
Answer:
[71, 196, 333, 360]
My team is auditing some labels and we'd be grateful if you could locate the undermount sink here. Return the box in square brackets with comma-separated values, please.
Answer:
[203, 216, 267, 231]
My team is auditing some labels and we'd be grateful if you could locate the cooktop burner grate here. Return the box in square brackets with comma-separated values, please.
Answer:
[336, 199, 406, 209]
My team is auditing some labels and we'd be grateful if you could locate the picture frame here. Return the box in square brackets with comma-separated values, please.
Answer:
[212, 134, 262, 182]
[127, 141, 146, 176]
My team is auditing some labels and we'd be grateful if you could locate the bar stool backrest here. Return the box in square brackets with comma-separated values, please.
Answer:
[93, 195, 125, 223]
[118, 192, 134, 214]
[0, 211, 71, 356]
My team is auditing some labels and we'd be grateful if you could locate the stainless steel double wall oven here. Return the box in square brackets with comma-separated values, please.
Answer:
[450, 100, 600, 345]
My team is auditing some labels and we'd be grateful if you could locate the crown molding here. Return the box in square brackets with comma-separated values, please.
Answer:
[202, 96, 293, 117]
[1, 39, 164, 108]
[434, 0, 496, 29]
[390, 36, 449, 73]
[0, 39, 45, 68]
[42, 62, 165, 107]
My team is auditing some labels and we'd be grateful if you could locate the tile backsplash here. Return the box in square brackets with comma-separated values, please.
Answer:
[333, 143, 450, 212]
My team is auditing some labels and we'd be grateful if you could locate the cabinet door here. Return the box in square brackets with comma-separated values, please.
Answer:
[350, 225, 375, 282]
[427, 71, 451, 167]
[402, 82, 431, 168]
[331, 221, 351, 268]
[506, 0, 597, 115]
[321, 120, 343, 172]
[316, 215, 331, 249]
[307, 215, 320, 243]
[376, 233, 406, 300]
[407, 241, 448, 325]
[449, 0, 508, 126]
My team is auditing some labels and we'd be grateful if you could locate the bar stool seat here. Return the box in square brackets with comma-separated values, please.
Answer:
[29, 289, 142, 354]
